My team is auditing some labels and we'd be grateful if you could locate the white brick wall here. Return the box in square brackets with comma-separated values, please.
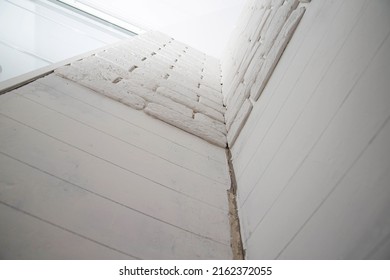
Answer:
[221, 0, 307, 147]
[55, 31, 227, 147]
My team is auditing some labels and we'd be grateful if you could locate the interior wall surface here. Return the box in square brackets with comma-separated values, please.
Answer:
[0, 74, 232, 259]
[0, 30, 233, 259]
[225, 0, 390, 259]
[2, 0, 390, 261]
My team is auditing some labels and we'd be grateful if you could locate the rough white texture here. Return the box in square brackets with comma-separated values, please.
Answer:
[261, 0, 299, 55]
[197, 86, 223, 104]
[194, 113, 227, 135]
[242, 57, 265, 92]
[54, 61, 115, 83]
[145, 103, 227, 148]
[53, 2, 305, 151]
[199, 82, 221, 94]
[74, 55, 131, 79]
[252, 8, 271, 43]
[157, 86, 198, 106]
[201, 82, 222, 95]
[225, 83, 249, 131]
[158, 81, 199, 101]
[55, 32, 226, 146]
[225, 75, 241, 106]
[137, 62, 170, 76]
[199, 96, 226, 114]
[170, 68, 202, 81]
[97, 48, 141, 71]
[201, 76, 222, 92]
[124, 83, 194, 117]
[251, 7, 306, 101]
[156, 87, 225, 122]
[221, 0, 306, 148]
[202, 66, 221, 77]
[259, 0, 285, 41]
[166, 75, 199, 89]
[227, 99, 253, 147]
[123, 73, 158, 91]
[172, 64, 203, 77]
[55, 65, 145, 110]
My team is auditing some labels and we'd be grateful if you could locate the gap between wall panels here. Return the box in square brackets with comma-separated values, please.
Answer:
[226, 148, 245, 259]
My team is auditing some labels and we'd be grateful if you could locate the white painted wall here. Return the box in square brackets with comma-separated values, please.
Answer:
[229, 0, 390, 259]
[0, 72, 232, 259]
[76, 0, 246, 58]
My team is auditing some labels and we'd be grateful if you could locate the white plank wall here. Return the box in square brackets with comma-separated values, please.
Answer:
[0, 74, 232, 259]
[231, 0, 390, 259]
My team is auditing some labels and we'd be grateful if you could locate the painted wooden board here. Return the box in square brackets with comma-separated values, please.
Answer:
[0, 203, 132, 259]
[0, 154, 232, 259]
[279, 121, 390, 259]
[240, 2, 390, 257]
[38, 75, 227, 163]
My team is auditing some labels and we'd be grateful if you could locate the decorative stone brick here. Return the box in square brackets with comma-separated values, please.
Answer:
[117, 80, 193, 118]
[251, 7, 306, 101]
[199, 96, 226, 114]
[197, 86, 223, 105]
[53, 3, 306, 149]
[157, 87, 225, 122]
[167, 74, 200, 89]
[55, 65, 145, 110]
[156, 86, 199, 108]
[69, 55, 130, 81]
[97, 49, 140, 71]
[194, 113, 227, 135]
[227, 99, 253, 147]
[145, 103, 227, 148]
[225, 83, 248, 131]
[261, 0, 299, 56]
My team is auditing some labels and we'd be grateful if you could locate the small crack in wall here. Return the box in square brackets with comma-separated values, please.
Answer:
[226, 148, 245, 259]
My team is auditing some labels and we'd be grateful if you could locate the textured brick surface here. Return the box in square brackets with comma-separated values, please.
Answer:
[199, 96, 226, 114]
[251, 7, 306, 101]
[145, 103, 227, 148]
[222, 0, 306, 147]
[227, 99, 253, 147]
[54, 1, 306, 149]
[194, 113, 227, 135]
[55, 31, 226, 147]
